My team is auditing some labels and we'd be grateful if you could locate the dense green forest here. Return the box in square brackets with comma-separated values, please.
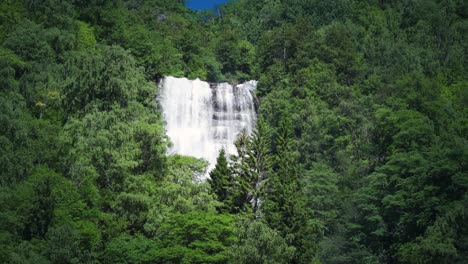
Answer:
[0, 0, 467, 263]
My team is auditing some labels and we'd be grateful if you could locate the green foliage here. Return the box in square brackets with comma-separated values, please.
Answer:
[61, 46, 152, 113]
[3, 20, 55, 62]
[76, 21, 96, 50]
[141, 155, 220, 237]
[103, 234, 157, 264]
[0, 0, 26, 42]
[0, 166, 100, 263]
[215, 28, 255, 81]
[0, 91, 34, 184]
[228, 120, 272, 214]
[0, 47, 26, 73]
[263, 120, 320, 262]
[0, 0, 466, 263]
[153, 211, 234, 264]
[46, 225, 83, 264]
[60, 107, 141, 191]
[9, 241, 50, 264]
[230, 219, 296, 264]
[208, 148, 234, 212]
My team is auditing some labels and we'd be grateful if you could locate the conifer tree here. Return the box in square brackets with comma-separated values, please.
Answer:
[248, 118, 272, 213]
[208, 148, 232, 212]
[229, 129, 252, 213]
[230, 119, 272, 214]
[263, 120, 302, 231]
[263, 120, 315, 263]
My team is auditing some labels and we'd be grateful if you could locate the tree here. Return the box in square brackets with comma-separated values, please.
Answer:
[61, 45, 153, 114]
[214, 27, 254, 81]
[0, 0, 467, 263]
[246, 119, 272, 212]
[103, 234, 157, 264]
[142, 155, 220, 237]
[208, 148, 234, 212]
[230, 219, 295, 264]
[3, 20, 54, 62]
[228, 129, 251, 212]
[20, 167, 57, 240]
[262, 120, 316, 263]
[229, 119, 272, 214]
[46, 225, 82, 264]
[151, 211, 234, 264]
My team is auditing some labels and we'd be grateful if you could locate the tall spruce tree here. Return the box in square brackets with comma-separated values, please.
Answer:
[230, 129, 253, 213]
[263, 120, 315, 263]
[248, 118, 272, 213]
[208, 148, 233, 212]
[229, 119, 272, 214]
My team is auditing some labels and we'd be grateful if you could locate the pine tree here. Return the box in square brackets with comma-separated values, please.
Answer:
[248, 118, 272, 213]
[230, 119, 272, 214]
[263, 120, 302, 231]
[263, 120, 316, 263]
[229, 129, 252, 213]
[208, 148, 232, 212]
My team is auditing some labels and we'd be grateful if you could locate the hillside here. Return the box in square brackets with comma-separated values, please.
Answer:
[0, 0, 466, 263]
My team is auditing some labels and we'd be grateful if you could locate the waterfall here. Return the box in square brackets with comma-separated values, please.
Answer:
[159, 76, 257, 177]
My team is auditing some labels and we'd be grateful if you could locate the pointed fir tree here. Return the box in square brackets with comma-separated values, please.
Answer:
[229, 129, 252, 213]
[248, 118, 272, 213]
[230, 119, 272, 214]
[263, 119, 317, 263]
[208, 148, 232, 213]
[264, 119, 301, 231]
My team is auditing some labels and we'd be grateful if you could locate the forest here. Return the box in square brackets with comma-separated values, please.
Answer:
[0, 0, 466, 263]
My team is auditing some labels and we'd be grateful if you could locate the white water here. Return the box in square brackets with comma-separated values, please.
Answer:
[159, 76, 257, 176]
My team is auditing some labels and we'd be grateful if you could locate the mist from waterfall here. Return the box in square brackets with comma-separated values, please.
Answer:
[159, 76, 257, 177]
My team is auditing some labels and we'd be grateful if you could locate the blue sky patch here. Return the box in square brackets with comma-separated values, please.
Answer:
[185, 0, 230, 10]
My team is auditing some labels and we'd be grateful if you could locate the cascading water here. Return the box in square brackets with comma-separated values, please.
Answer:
[159, 76, 257, 177]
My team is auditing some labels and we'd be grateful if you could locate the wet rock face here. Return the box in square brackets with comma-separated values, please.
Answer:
[159, 77, 257, 177]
